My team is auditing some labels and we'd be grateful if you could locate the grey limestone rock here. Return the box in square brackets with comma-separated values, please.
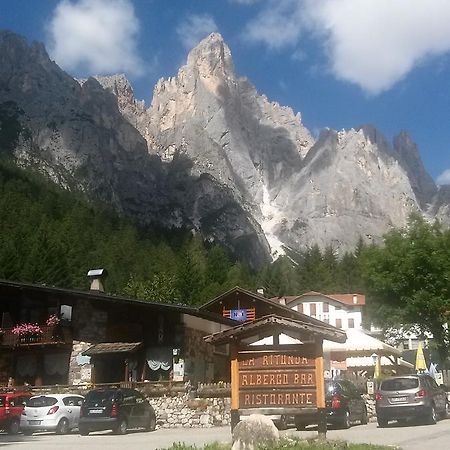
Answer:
[232, 414, 279, 450]
[1, 29, 449, 263]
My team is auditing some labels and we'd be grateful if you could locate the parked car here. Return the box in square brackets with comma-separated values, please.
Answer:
[0, 390, 32, 434]
[295, 379, 367, 430]
[375, 374, 448, 427]
[78, 388, 156, 435]
[21, 394, 84, 435]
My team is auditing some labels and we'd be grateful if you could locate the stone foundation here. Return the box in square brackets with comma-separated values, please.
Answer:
[149, 393, 231, 428]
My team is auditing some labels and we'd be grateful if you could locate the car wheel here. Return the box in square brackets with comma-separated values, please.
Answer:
[340, 410, 351, 429]
[79, 426, 89, 436]
[427, 405, 437, 425]
[145, 414, 156, 432]
[377, 417, 388, 428]
[7, 419, 20, 435]
[445, 401, 450, 419]
[277, 415, 288, 430]
[56, 418, 70, 435]
[114, 419, 127, 435]
[361, 407, 368, 425]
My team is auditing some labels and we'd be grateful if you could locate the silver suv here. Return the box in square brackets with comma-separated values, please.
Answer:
[375, 374, 448, 427]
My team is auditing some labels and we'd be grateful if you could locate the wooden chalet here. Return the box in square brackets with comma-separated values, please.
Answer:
[0, 279, 234, 387]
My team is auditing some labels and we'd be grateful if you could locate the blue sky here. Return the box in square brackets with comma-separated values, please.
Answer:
[2, 0, 450, 184]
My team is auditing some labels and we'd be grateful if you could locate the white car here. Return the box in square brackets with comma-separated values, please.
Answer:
[21, 394, 84, 435]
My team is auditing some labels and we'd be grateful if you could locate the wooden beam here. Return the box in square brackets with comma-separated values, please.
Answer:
[315, 340, 325, 409]
[230, 341, 239, 410]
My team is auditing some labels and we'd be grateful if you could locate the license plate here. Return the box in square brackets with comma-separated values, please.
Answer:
[391, 396, 407, 403]
[89, 409, 103, 414]
[29, 420, 41, 425]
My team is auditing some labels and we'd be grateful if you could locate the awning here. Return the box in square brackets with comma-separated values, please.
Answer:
[323, 329, 401, 359]
[83, 342, 142, 356]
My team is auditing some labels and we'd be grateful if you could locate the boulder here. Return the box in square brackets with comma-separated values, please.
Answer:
[231, 414, 279, 450]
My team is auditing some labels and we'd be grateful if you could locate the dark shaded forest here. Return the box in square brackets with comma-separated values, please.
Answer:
[0, 162, 366, 305]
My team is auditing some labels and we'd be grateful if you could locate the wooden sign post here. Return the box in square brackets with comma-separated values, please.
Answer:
[204, 314, 346, 438]
[231, 342, 326, 434]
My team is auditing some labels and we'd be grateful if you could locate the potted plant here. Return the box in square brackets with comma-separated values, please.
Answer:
[46, 314, 62, 340]
[12, 323, 43, 343]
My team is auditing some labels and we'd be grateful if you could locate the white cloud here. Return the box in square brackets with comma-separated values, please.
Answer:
[177, 14, 218, 50]
[243, 0, 304, 50]
[47, 0, 143, 76]
[437, 169, 450, 185]
[242, 0, 450, 94]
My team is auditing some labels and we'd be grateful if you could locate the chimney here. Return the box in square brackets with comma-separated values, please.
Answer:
[352, 294, 358, 304]
[87, 268, 108, 292]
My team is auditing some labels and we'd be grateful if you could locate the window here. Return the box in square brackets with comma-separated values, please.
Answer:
[348, 319, 355, 328]
[27, 396, 58, 407]
[310, 303, 316, 316]
[63, 396, 83, 407]
[323, 303, 329, 313]
[381, 378, 418, 391]
[335, 319, 342, 328]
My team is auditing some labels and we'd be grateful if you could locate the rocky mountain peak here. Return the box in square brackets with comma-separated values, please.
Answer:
[186, 32, 235, 80]
[393, 130, 437, 207]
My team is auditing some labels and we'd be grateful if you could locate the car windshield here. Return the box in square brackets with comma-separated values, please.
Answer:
[0, 396, 5, 407]
[85, 390, 117, 405]
[27, 396, 58, 407]
[381, 378, 419, 391]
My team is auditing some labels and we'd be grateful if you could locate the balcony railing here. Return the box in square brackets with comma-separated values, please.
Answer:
[0, 325, 72, 347]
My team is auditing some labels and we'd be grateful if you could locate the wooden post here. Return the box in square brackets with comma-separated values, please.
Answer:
[230, 341, 240, 431]
[315, 340, 327, 440]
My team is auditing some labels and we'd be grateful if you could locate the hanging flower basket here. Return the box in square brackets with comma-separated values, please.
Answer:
[12, 323, 43, 344]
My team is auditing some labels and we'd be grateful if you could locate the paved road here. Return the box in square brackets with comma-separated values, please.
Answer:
[1, 421, 449, 449]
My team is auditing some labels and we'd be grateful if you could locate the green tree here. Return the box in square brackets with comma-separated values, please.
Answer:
[362, 215, 450, 363]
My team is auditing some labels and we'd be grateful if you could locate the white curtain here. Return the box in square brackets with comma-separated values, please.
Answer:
[146, 347, 172, 371]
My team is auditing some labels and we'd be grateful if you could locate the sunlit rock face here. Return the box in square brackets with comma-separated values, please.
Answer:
[1, 30, 448, 263]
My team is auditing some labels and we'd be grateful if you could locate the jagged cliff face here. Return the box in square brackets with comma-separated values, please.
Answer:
[1, 30, 448, 263]
[0, 31, 271, 267]
[99, 33, 448, 257]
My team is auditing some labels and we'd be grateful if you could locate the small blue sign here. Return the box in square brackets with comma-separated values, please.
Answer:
[230, 309, 248, 321]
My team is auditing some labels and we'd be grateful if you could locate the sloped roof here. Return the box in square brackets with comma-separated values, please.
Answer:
[0, 279, 235, 326]
[83, 342, 143, 356]
[204, 314, 347, 345]
[199, 286, 343, 333]
[272, 291, 366, 306]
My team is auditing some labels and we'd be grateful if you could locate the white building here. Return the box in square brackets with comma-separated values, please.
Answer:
[271, 291, 365, 331]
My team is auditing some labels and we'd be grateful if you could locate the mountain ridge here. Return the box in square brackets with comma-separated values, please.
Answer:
[1, 29, 448, 264]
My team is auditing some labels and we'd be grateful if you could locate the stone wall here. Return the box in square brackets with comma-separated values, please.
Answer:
[149, 393, 231, 428]
[73, 299, 107, 342]
[68, 341, 94, 385]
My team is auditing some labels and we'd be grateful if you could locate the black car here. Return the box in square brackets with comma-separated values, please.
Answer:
[295, 379, 367, 430]
[79, 388, 156, 435]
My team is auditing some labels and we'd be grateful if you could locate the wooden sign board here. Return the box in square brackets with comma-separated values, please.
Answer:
[237, 350, 320, 409]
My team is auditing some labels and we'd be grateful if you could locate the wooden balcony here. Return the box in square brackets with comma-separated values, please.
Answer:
[0, 325, 72, 347]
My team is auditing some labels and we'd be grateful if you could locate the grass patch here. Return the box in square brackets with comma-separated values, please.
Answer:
[159, 438, 399, 450]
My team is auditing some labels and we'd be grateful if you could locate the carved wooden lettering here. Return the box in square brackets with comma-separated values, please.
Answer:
[239, 390, 317, 408]
[238, 353, 315, 369]
[239, 370, 316, 388]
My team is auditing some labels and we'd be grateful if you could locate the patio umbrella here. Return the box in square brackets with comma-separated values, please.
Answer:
[415, 342, 427, 372]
